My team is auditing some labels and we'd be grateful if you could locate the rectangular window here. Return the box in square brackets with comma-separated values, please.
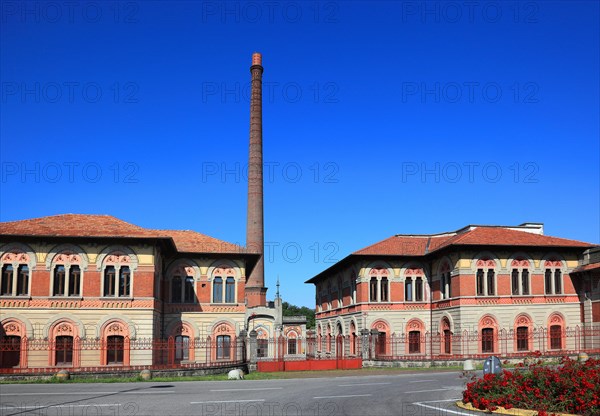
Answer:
[1, 265, 12, 296]
[377, 332, 386, 355]
[447, 273, 452, 298]
[287, 338, 297, 355]
[0, 336, 21, 368]
[482, 328, 494, 353]
[516, 327, 529, 351]
[380, 277, 388, 302]
[104, 266, 116, 297]
[119, 266, 130, 297]
[522, 269, 529, 295]
[55, 336, 73, 365]
[184, 276, 195, 303]
[225, 277, 235, 303]
[444, 330, 451, 354]
[476, 269, 484, 296]
[440, 274, 446, 299]
[409, 331, 421, 354]
[550, 325, 562, 350]
[213, 277, 223, 303]
[415, 278, 423, 301]
[106, 335, 124, 364]
[370, 278, 377, 302]
[16, 265, 28, 296]
[172, 276, 182, 303]
[216, 335, 230, 359]
[545, 269, 552, 294]
[174, 335, 189, 362]
[511, 269, 519, 295]
[54, 265, 66, 296]
[487, 270, 495, 296]
[554, 270, 562, 294]
[405, 279, 413, 301]
[68, 266, 80, 296]
[257, 339, 268, 358]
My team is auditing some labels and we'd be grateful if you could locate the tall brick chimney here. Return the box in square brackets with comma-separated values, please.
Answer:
[246, 52, 267, 307]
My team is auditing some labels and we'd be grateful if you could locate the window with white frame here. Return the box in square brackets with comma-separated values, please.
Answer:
[212, 266, 236, 304]
[510, 259, 530, 296]
[0, 249, 32, 297]
[404, 268, 426, 302]
[544, 260, 563, 295]
[475, 258, 496, 296]
[100, 251, 134, 298]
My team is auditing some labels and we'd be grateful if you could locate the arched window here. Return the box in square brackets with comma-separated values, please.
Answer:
[544, 260, 563, 295]
[50, 251, 84, 297]
[169, 263, 196, 304]
[368, 268, 391, 303]
[548, 313, 564, 350]
[100, 250, 135, 298]
[1, 249, 33, 297]
[405, 267, 426, 302]
[475, 258, 496, 296]
[100, 319, 130, 366]
[212, 266, 237, 304]
[511, 259, 530, 296]
[479, 315, 497, 353]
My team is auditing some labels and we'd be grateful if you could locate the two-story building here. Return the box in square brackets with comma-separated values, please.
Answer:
[0, 213, 261, 369]
[306, 223, 599, 359]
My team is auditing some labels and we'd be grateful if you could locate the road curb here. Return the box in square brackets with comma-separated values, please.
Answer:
[456, 401, 579, 416]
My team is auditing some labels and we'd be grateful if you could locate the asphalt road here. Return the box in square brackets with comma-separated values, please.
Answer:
[0, 370, 482, 416]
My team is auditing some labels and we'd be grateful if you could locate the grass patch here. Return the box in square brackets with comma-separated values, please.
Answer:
[0, 364, 467, 384]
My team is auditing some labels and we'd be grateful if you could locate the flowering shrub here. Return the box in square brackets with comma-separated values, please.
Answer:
[462, 356, 600, 415]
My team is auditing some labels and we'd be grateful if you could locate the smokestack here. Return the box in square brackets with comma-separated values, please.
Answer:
[246, 52, 267, 307]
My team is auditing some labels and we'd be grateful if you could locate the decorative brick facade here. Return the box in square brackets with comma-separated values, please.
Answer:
[307, 223, 600, 358]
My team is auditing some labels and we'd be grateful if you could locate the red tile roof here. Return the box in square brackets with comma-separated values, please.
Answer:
[306, 225, 596, 283]
[155, 229, 245, 254]
[354, 226, 593, 257]
[0, 214, 247, 255]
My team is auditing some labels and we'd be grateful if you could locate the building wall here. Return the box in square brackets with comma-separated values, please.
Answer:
[313, 248, 587, 357]
[0, 240, 252, 369]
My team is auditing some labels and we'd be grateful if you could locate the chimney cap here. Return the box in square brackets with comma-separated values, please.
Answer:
[252, 52, 262, 66]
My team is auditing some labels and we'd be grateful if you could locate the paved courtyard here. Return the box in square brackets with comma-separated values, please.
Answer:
[0, 370, 482, 416]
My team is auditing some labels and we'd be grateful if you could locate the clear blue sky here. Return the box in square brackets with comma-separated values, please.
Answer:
[1, 1, 598, 307]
